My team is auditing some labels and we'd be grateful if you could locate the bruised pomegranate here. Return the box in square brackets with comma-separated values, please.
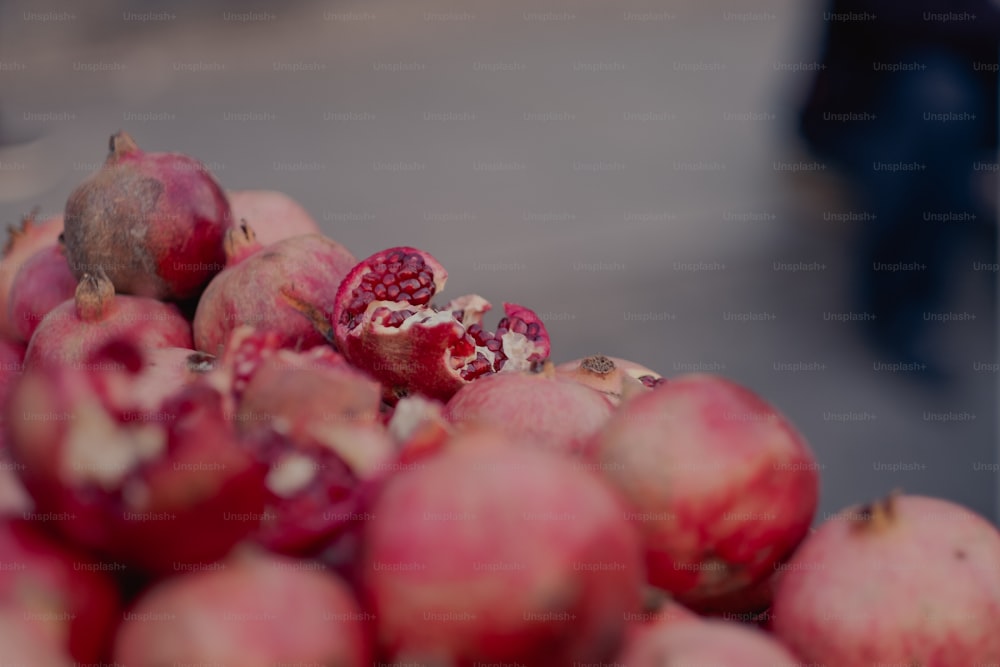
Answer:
[771, 493, 1000, 665]
[193, 226, 356, 354]
[0, 211, 64, 339]
[359, 427, 644, 666]
[333, 247, 550, 403]
[63, 131, 231, 300]
[590, 374, 819, 608]
[7, 242, 77, 342]
[114, 548, 371, 667]
[23, 270, 193, 371]
[556, 354, 664, 405]
[234, 346, 396, 556]
[617, 617, 799, 666]
[6, 340, 268, 574]
[444, 360, 614, 456]
[227, 189, 323, 245]
[0, 518, 121, 662]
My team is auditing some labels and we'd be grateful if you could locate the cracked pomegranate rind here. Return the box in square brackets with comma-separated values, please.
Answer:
[332, 246, 551, 403]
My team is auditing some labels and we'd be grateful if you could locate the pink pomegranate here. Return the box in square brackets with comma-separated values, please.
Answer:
[0, 609, 73, 667]
[5, 340, 268, 574]
[617, 617, 799, 666]
[333, 247, 551, 403]
[0, 337, 25, 420]
[444, 360, 615, 456]
[556, 354, 664, 406]
[113, 548, 372, 667]
[227, 189, 323, 245]
[7, 242, 77, 342]
[0, 211, 64, 339]
[234, 346, 396, 556]
[192, 226, 356, 354]
[590, 374, 819, 608]
[23, 270, 193, 371]
[62, 131, 232, 300]
[0, 518, 121, 662]
[358, 426, 644, 666]
[771, 493, 1000, 665]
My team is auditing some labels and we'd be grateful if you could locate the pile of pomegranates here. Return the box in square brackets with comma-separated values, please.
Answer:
[1, 132, 997, 666]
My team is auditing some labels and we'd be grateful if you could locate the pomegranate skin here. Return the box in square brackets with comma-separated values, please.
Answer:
[0, 609, 73, 666]
[113, 549, 372, 667]
[0, 518, 121, 663]
[617, 617, 800, 666]
[771, 494, 1000, 666]
[0, 211, 64, 339]
[63, 131, 231, 301]
[590, 374, 819, 607]
[359, 428, 645, 666]
[444, 362, 615, 457]
[23, 272, 193, 371]
[7, 243, 77, 343]
[227, 189, 323, 245]
[193, 233, 356, 354]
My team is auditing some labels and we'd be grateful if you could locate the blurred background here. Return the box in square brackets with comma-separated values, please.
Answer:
[0, 0, 996, 521]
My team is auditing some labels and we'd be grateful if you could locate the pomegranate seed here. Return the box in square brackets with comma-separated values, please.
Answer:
[485, 339, 501, 352]
[374, 284, 388, 299]
[399, 278, 420, 293]
[398, 267, 418, 280]
[395, 292, 411, 303]
[511, 319, 528, 335]
[417, 271, 432, 287]
[386, 250, 404, 264]
[388, 285, 400, 299]
[404, 253, 425, 267]
[382, 273, 396, 286]
[374, 262, 387, 274]
[410, 288, 432, 305]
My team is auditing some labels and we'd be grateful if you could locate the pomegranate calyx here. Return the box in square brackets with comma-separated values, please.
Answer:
[108, 130, 140, 159]
[75, 270, 116, 322]
[223, 221, 262, 265]
[852, 489, 902, 533]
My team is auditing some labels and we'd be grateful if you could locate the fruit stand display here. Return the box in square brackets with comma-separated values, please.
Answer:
[0, 133, 998, 666]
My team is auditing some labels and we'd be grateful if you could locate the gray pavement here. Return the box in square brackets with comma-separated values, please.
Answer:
[1, 0, 996, 521]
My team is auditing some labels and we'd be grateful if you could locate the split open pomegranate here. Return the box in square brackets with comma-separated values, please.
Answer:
[332, 247, 551, 403]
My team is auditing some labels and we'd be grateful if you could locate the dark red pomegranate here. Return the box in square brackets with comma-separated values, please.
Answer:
[333, 247, 550, 403]
[0, 518, 121, 662]
[114, 548, 372, 666]
[0, 211, 64, 339]
[7, 242, 77, 343]
[358, 426, 644, 666]
[193, 228, 357, 354]
[23, 270, 193, 371]
[6, 340, 268, 574]
[590, 374, 820, 608]
[62, 131, 232, 300]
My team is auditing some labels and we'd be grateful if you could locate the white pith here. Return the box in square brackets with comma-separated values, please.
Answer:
[63, 399, 166, 490]
[356, 294, 539, 374]
[306, 422, 394, 479]
[265, 452, 318, 498]
[387, 395, 444, 443]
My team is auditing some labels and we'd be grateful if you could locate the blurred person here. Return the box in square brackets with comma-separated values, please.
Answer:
[798, 0, 999, 380]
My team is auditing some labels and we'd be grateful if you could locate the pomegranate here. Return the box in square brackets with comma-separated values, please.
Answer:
[556, 354, 664, 405]
[193, 226, 356, 354]
[23, 270, 193, 371]
[0, 518, 121, 662]
[6, 340, 268, 574]
[0, 210, 64, 339]
[113, 548, 372, 667]
[7, 242, 77, 342]
[62, 131, 231, 301]
[590, 374, 819, 608]
[0, 609, 73, 666]
[617, 617, 799, 666]
[227, 188, 323, 245]
[234, 346, 396, 556]
[333, 246, 551, 403]
[358, 426, 644, 666]
[771, 493, 1000, 665]
[444, 360, 614, 456]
